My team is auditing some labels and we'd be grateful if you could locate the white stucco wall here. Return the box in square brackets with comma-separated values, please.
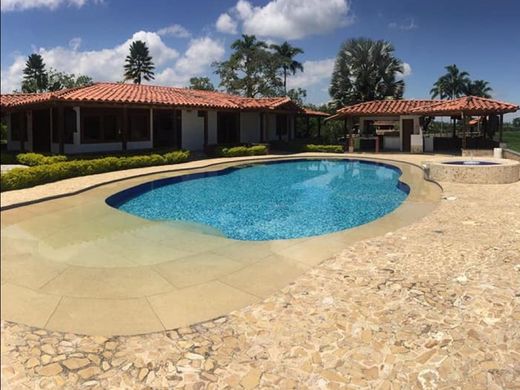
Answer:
[181, 109, 204, 151]
[240, 112, 261, 143]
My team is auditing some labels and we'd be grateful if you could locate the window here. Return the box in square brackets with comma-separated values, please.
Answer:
[51, 107, 76, 144]
[10, 112, 25, 141]
[128, 109, 149, 141]
[81, 108, 120, 143]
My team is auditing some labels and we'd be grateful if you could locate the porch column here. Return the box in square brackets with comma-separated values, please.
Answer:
[49, 107, 53, 151]
[57, 106, 65, 154]
[122, 107, 128, 151]
[499, 114, 503, 143]
[306, 116, 310, 138]
[347, 117, 354, 153]
[317, 118, 321, 139]
[149, 108, 154, 148]
[203, 111, 208, 148]
[461, 112, 467, 150]
[20, 112, 27, 152]
[260, 112, 264, 142]
[237, 112, 241, 143]
[73, 107, 81, 146]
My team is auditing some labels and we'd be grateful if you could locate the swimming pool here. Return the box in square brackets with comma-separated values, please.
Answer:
[107, 159, 409, 240]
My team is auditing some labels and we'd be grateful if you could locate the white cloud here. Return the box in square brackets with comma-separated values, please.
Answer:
[1, 32, 225, 92]
[216, 0, 352, 40]
[396, 62, 412, 79]
[156, 24, 191, 38]
[216, 13, 238, 34]
[388, 18, 418, 31]
[1, 0, 99, 12]
[68, 37, 82, 51]
[286, 58, 335, 90]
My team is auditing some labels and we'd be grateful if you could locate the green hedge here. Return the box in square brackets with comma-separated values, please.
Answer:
[303, 144, 344, 153]
[215, 145, 268, 157]
[0, 150, 190, 192]
[16, 153, 68, 166]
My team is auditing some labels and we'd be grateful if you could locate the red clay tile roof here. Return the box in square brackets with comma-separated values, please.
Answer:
[336, 99, 439, 116]
[302, 108, 330, 117]
[409, 96, 519, 115]
[0, 83, 305, 112]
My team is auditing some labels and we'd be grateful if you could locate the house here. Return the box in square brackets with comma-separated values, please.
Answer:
[0, 83, 326, 154]
[328, 97, 519, 153]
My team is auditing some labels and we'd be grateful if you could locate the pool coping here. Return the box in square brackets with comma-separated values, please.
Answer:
[1, 155, 443, 336]
[0, 153, 443, 210]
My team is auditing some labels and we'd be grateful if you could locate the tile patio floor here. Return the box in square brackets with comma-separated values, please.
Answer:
[1, 153, 519, 389]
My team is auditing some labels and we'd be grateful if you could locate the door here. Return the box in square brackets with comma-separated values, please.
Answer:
[402, 119, 414, 152]
[32, 109, 51, 153]
[153, 109, 181, 149]
[217, 112, 240, 144]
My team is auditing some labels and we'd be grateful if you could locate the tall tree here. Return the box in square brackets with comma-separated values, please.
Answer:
[124, 40, 155, 84]
[270, 41, 304, 94]
[188, 77, 215, 91]
[329, 38, 405, 108]
[47, 68, 93, 91]
[22, 53, 48, 93]
[464, 79, 492, 98]
[213, 34, 283, 97]
[430, 64, 470, 99]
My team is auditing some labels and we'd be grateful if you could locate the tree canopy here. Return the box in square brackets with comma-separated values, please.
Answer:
[20, 53, 92, 93]
[430, 64, 492, 99]
[329, 38, 405, 108]
[188, 77, 215, 91]
[270, 41, 304, 94]
[22, 54, 48, 93]
[124, 40, 155, 84]
[213, 34, 285, 98]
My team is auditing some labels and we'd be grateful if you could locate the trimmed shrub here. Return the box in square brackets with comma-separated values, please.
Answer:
[303, 144, 344, 153]
[16, 153, 68, 166]
[0, 150, 190, 192]
[215, 144, 268, 157]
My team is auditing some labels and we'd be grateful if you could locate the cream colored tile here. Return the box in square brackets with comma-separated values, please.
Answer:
[218, 255, 309, 297]
[41, 266, 174, 299]
[148, 281, 258, 330]
[46, 297, 164, 336]
[154, 253, 244, 288]
[1, 283, 61, 328]
[272, 237, 348, 266]
[210, 241, 276, 263]
[1, 253, 69, 289]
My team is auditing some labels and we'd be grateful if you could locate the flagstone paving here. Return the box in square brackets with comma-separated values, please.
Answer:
[1, 154, 519, 389]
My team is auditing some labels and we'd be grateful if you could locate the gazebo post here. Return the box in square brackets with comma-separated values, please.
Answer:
[461, 112, 467, 150]
[499, 114, 503, 143]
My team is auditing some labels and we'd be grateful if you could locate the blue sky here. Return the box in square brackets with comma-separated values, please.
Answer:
[1, 0, 519, 119]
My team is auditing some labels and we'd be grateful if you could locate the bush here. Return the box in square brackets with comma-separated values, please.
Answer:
[16, 153, 68, 166]
[1, 152, 18, 165]
[215, 144, 268, 157]
[1, 150, 190, 192]
[303, 144, 344, 153]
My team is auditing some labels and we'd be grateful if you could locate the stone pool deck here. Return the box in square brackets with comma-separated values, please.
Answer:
[1, 153, 519, 389]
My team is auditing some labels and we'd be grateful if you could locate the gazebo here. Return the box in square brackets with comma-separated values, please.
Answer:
[327, 96, 519, 153]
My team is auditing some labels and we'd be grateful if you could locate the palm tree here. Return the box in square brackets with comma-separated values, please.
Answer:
[124, 40, 155, 84]
[22, 53, 48, 92]
[465, 79, 492, 98]
[430, 64, 470, 99]
[329, 38, 404, 107]
[270, 41, 304, 94]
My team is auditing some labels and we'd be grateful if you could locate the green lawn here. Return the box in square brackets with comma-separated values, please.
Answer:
[501, 131, 520, 152]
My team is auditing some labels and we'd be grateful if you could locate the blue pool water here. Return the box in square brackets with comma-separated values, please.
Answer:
[107, 159, 409, 241]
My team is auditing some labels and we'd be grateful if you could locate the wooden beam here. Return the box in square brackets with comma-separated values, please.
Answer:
[20, 112, 27, 153]
[58, 106, 65, 154]
[260, 112, 264, 143]
[122, 106, 128, 151]
[499, 114, 503, 143]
